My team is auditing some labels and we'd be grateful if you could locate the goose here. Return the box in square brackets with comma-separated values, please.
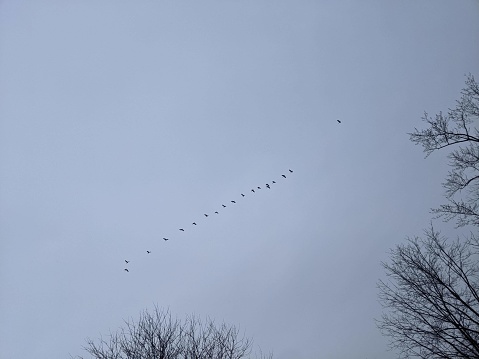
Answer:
[337, 119, 341, 123]
[179, 228, 185, 231]
[124, 268, 129, 272]
[282, 175, 286, 178]
[257, 186, 261, 190]
[215, 211, 219, 214]
[251, 189, 255, 193]
[222, 204, 226, 208]
[204, 214, 209, 217]
[163, 237, 169, 241]
[192, 222, 197, 225]
[241, 194, 245, 197]
[125, 260, 129, 264]
[147, 251, 151, 254]
[289, 169, 293, 173]
[231, 200, 236, 204]
[266, 184, 270, 189]
[272, 180, 276, 184]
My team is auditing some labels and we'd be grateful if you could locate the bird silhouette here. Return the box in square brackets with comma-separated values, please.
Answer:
[222, 204, 226, 208]
[241, 193, 245, 197]
[272, 181, 276, 184]
[192, 222, 197, 225]
[289, 169, 293, 173]
[147, 250, 151, 254]
[179, 228, 185, 231]
[251, 189, 255, 193]
[124, 268, 129, 272]
[337, 119, 341, 123]
[257, 186, 261, 189]
[266, 184, 270, 189]
[282, 175, 286, 178]
[163, 237, 169, 241]
[215, 211, 219, 214]
[204, 214, 209, 217]
[231, 200, 236, 204]
[125, 260, 129, 264]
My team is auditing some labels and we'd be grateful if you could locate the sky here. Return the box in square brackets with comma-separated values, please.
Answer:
[0, 1, 478, 358]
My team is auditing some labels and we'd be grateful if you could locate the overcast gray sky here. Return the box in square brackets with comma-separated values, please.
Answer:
[1, 1, 478, 358]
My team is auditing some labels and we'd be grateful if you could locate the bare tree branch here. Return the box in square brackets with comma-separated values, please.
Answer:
[377, 227, 479, 359]
[75, 307, 266, 359]
[409, 74, 479, 227]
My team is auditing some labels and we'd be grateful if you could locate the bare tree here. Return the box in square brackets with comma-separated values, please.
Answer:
[377, 227, 479, 359]
[409, 74, 479, 227]
[76, 307, 271, 359]
[378, 74, 479, 358]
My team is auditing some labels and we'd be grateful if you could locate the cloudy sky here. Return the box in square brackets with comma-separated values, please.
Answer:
[1, 1, 478, 358]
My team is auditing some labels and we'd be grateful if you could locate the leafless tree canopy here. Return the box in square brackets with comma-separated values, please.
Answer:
[76, 307, 271, 359]
[378, 74, 479, 359]
[409, 74, 479, 227]
[378, 228, 479, 359]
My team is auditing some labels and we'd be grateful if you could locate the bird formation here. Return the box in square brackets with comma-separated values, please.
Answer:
[123, 169, 295, 272]
[123, 119, 343, 271]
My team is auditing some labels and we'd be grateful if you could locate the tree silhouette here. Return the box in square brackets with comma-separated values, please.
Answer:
[378, 74, 479, 359]
[76, 307, 272, 359]
[378, 227, 479, 359]
[409, 74, 479, 227]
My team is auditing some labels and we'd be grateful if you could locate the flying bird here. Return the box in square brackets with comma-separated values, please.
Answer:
[124, 268, 129, 272]
[125, 260, 129, 264]
[163, 237, 169, 241]
[192, 222, 197, 225]
[266, 184, 270, 189]
[251, 189, 255, 193]
[204, 214, 208, 217]
[241, 193, 245, 197]
[215, 211, 219, 214]
[231, 200, 236, 204]
[289, 169, 293, 173]
[222, 204, 226, 208]
[282, 174, 286, 178]
[147, 251, 151, 254]
[179, 228, 185, 231]
[337, 119, 341, 123]
[257, 186, 261, 189]
[272, 181, 276, 184]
